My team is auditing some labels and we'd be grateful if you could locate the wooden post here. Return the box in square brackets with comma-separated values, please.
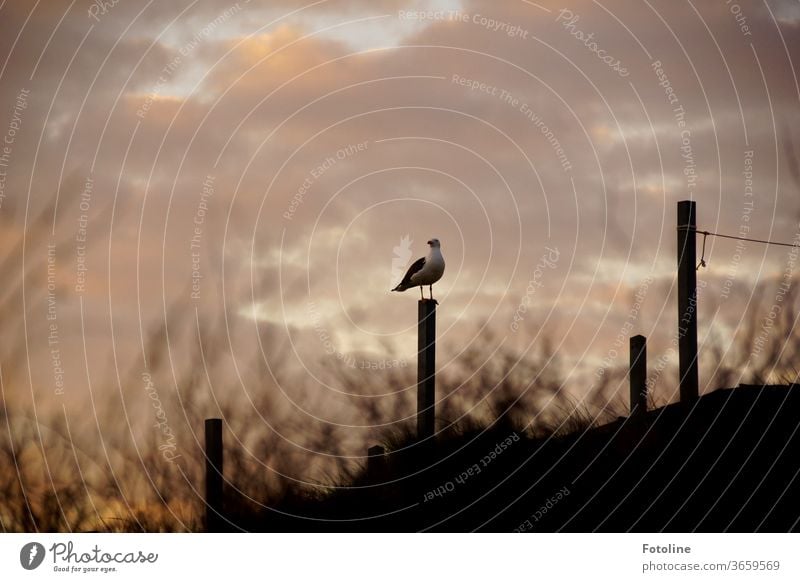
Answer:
[367, 445, 386, 482]
[204, 418, 223, 532]
[417, 299, 436, 441]
[677, 201, 699, 403]
[630, 335, 647, 416]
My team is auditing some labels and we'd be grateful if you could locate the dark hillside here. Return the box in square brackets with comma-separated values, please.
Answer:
[232, 384, 800, 532]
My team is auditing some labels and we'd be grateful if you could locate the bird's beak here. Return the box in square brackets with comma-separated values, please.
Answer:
[427, 240, 432, 245]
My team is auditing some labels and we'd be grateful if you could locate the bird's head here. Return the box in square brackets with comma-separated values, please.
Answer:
[427, 238, 441, 249]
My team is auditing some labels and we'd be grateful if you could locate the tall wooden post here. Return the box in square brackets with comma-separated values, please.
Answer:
[204, 418, 223, 532]
[677, 200, 699, 403]
[417, 299, 436, 441]
[629, 335, 647, 416]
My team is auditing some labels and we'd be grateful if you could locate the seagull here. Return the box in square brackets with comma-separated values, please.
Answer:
[391, 238, 445, 301]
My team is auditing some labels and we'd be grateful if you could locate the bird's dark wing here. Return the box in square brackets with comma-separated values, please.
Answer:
[394, 257, 425, 290]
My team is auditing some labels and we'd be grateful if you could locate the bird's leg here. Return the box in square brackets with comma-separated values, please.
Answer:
[429, 285, 433, 300]
[419, 286, 424, 300]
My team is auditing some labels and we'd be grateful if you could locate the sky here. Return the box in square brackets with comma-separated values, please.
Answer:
[2, 0, 800, 488]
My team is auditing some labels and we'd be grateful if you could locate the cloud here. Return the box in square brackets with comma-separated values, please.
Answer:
[2, 0, 800, 477]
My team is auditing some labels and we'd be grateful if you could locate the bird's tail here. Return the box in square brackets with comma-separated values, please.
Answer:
[391, 284, 405, 292]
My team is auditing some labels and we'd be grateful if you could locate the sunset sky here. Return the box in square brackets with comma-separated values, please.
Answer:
[2, 0, 800, 482]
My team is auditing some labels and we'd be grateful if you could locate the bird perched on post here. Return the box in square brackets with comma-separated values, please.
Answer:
[391, 238, 445, 301]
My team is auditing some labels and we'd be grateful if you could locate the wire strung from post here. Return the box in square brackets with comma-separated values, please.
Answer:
[690, 227, 800, 270]
[696, 231, 708, 270]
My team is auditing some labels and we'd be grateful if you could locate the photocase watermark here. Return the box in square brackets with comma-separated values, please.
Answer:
[46, 242, 65, 396]
[356, 359, 407, 370]
[451, 75, 572, 172]
[725, 0, 752, 37]
[308, 300, 354, 367]
[556, 9, 629, 77]
[594, 275, 654, 380]
[750, 227, 800, 361]
[87, 0, 121, 22]
[284, 141, 369, 221]
[652, 60, 697, 193]
[511, 247, 560, 332]
[398, 10, 530, 39]
[136, 3, 246, 119]
[74, 175, 94, 295]
[390, 234, 413, 288]
[720, 149, 754, 300]
[142, 371, 182, 464]
[0, 87, 30, 211]
[423, 432, 520, 502]
[398, 9, 450, 21]
[513, 485, 571, 531]
[307, 300, 406, 369]
[190, 174, 214, 300]
[20, 542, 46, 570]
[46, 541, 158, 574]
[518, 105, 573, 172]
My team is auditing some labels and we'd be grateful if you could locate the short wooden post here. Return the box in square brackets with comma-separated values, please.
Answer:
[204, 418, 223, 532]
[629, 335, 647, 416]
[677, 201, 699, 403]
[367, 445, 386, 481]
[417, 299, 436, 441]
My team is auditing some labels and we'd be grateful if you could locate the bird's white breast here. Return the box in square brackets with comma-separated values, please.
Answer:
[410, 249, 445, 285]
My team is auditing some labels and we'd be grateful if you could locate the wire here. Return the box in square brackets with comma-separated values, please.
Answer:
[691, 228, 800, 249]
[696, 231, 707, 270]
[682, 227, 800, 270]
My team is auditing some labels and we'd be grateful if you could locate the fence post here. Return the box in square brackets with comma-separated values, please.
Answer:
[417, 299, 436, 442]
[677, 201, 699, 403]
[204, 418, 223, 532]
[630, 335, 647, 416]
